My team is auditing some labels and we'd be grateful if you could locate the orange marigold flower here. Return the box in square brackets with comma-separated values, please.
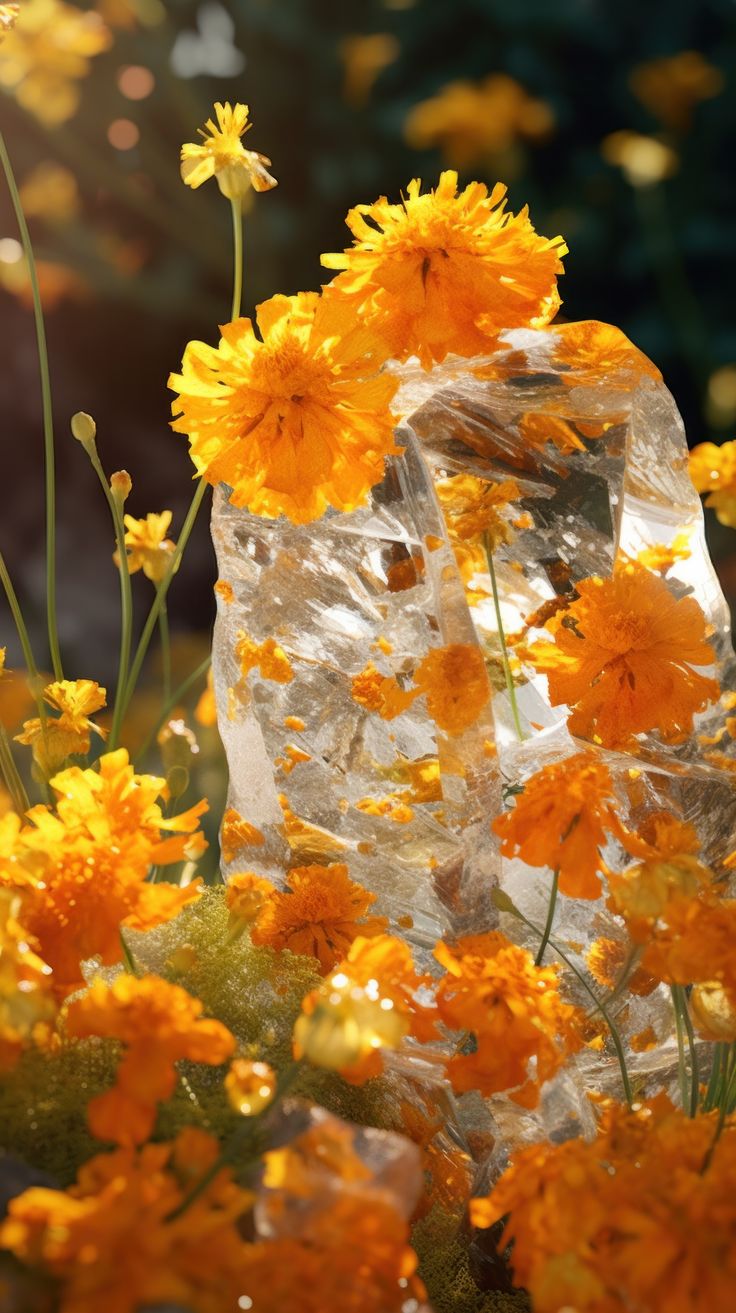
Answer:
[630, 51, 725, 131]
[643, 894, 736, 1007]
[435, 932, 581, 1105]
[689, 440, 736, 528]
[493, 751, 629, 900]
[435, 472, 521, 549]
[525, 564, 718, 747]
[322, 172, 565, 369]
[586, 936, 657, 997]
[471, 1094, 736, 1313]
[235, 630, 294, 683]
[0, 890, 56, 1070]
[251, 863, 387, 974]
[412, 643, 490, 736]
[225, 870, 275, 927]
[0, 1128, 254, 1313]
[15, 677, 106, 774]
[65, 973, 235, 1146]
[404, 74, 553, 168]
[350, 662, 418, 720]
[114, 511, 176, 584]
[4, 749, 205, 995]
[549, 319, 662, 387]
[180, 101, 277, 200]
[169, 291, 398, 524]
[607, 811, 712, 941]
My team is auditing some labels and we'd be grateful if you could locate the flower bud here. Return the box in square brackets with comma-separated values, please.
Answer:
[690, 981, 736, 1042]
[293, 973, 408, 1071]
[165, 765, 190, 801]
[225, 1058, 276, 1116]
[110, 470, 132, 506]
[70, 411, 97, 448]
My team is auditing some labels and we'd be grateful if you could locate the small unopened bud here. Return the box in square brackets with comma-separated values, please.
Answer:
[70, 411, 97, 448]
[110, 470, 132, 505]
[166, 764, 190, 800]
[165, 943, 199, 976]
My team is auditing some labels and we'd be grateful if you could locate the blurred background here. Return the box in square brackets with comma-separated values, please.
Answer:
[1, 0, 736, 688]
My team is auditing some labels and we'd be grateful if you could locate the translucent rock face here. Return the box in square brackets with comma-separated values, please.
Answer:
[211, 321, 735, 965]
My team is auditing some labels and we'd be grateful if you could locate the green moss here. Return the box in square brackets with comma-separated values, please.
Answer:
[413, 1208, 529, 1313]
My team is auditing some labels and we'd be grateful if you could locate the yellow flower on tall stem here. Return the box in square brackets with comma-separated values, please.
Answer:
[321, 171, 566, 368]
[169, 291, 399, 523]
[114, 511, 177, 584]
[15, 678, 106, 774]
[180, 102, 277, 201]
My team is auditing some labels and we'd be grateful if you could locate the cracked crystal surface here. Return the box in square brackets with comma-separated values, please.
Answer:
[211, 322, 735, 990]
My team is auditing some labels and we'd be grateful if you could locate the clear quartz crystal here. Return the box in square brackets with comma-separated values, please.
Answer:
[211, 321, 735, 1125]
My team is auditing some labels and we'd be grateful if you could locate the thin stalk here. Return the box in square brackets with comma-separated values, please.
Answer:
[515, 905, 633, 1106]
[0, 724, 29, 814]
[535, 868, 559, 966]
[483, 534, 523, 741]
[701, 1046, 736, 1173]
[166, 1061, 301, 1221]
[136, 654, 211, 763]
[597, 944, 643, 1011]
[0, 131, 63, 680]
[0, 551, 47, 724]
[119, 930, 138, 975]
[120, 479, 208, 723]
[671, 985, 689, 1113]
[702, 1043, 725, 1113]
[677, 985, 700, 1117]
[230, 198, 243, 320]
[159, 604, 172, 704]
[84, 449, 134, 752]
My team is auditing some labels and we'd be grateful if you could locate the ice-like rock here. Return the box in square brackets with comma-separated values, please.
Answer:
[211, 321, 735, 979]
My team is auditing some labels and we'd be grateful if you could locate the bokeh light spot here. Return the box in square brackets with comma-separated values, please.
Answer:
[0, 238, 23, 264]
[108, 119, 140, 151]
[117, 65, 155, 100]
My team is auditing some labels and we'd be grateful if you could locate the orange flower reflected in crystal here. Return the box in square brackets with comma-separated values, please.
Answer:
[526, 564, 718, 747]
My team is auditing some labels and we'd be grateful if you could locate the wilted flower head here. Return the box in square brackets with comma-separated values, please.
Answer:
[180, 101, 277, 201]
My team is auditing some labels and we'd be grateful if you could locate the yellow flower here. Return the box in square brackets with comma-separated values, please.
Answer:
[0, 0, 111, 126]
[114, 511, 176, 584]
[19, 161, 79, 223]
[0, 890, 56, 1070]
[435, 472, 520, 549]
[339, 33, 399, 106]
[15, 678, 107, 775]
[321, 171, 566, 368]
[602, 131, 679, 187]
[293, 964, 409, 1073]
[180, 102, 277, 201]
[630, 51, 725, 131]
[169, 291, 399, 523]
[689, 440, 736, 528]
[405, 74, 554, 167]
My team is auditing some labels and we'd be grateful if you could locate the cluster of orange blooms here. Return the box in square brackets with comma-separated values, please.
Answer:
[1, 66, 736, 1313]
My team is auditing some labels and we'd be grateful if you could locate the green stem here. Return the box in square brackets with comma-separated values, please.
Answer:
[676, 985, 700, 1117]
[120, 480, 208, 723]
[701, 1046, 736, 1173]
[119, 930, 138, 975]
[671, 985, 689, 1113]
[0, 551, 47, 724]
[515, 905, 633, 1106]
[136, 654, 211, 764]
[85, 450, 134, 752]
[159, 604, 172, 704]
[483, 534, 523, 741]
[0, 131, 63, 681]
[166, 1061, 301, 1221]
[703, 1042, 725, 1113]
[0, 724, 29, 814]
[535, 868, 559, 966]
[230, 198, 243, 320]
